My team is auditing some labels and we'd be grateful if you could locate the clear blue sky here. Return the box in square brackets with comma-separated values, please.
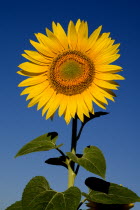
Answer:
[0, 0, 140, 209]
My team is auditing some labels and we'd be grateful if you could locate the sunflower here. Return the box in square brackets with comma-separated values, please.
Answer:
[18, 19, 124, 124]
[86, 200, 134, 210]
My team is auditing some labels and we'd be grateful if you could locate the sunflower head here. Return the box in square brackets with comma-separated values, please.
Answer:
[18, 19, 124, 124]
[86, 200, 134, 210]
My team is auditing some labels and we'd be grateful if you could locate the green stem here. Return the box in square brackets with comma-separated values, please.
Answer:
[68, 116, 78, 188]
[71, 116, 77, 156]
[67, 163, 76, 187]
[75, 164, 80, 175]
[56, 148, 66, 157]
[76, 122, 84, 141]
[77, 198, 87, 210]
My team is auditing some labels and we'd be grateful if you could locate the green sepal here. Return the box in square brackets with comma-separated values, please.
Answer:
[66, 146, 106, 179]
[45, 156, 68, 169]
[83, 181, 140, 204]
[5, 201, 22, 210]
[15, 132, 63, 157]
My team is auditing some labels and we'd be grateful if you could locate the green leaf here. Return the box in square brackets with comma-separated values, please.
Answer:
[85, 177, 110, 194]
[45, 156, 68, 168]
[83, 111, 109, 125]
[83, 182, 140, 204]
[39, 187, 81, 210]
[22, 176, 50, 210]
[15, 132, 62, 157]
[22, 176, 81, 210]
[66, 146, 106, 179]
[63, 187, 81, 210]
[5, 201, 22, 210]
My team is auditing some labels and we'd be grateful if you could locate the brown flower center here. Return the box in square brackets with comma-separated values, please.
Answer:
[48, 50, 94, 95]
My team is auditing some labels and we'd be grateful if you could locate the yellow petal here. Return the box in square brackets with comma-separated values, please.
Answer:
[22, 53, 49, 66]
[94, 54, 120, 65]
[92, 96, 106, 109]
[37, 87, 55, 110]
[18, 62, 49, 73]
[46, 28, 64, 51]
[92, 39, 116, 57]
[17, 70, 29, 76]
[78, 21, 88, 39]
[81, 90, 93, 112]
[77, 21, 88, 51]
[75, 19, 81, 32]
[91, 83, 115, 102]
[76, 94, 90, 121]
[46, 94, 63, 119]
[90, 107, 95, 115]
[66, 96, 77, 118]
[94, 48, 120, 60]
[35, 33, 61, 54]
[25, 81, 49, 100]
[42, 92, 57, 116]
[95, 64, 123, 73]
[100, 43, 120, 56]
[89, 33, 111, 57]
[67, 21, 78, 49]
[58, 97, 68, 116]
[27, 93, 42, 107]
[94, 78, 119, 89]
[89, 85, 108, 105]
[52, 22, 57, 34]
[30, 40, 54, 57]
[86, 25, 102, 51]
[20, 86, 34, 95]
[95, 73, 125, 81]
[24, 50, 52, 64]
[18, 75, 46, 87]
[17, 70, 42, 77]
[64, 106, 72, 124]
[92, 84, 115, 101]
[54, 23, 68, 49]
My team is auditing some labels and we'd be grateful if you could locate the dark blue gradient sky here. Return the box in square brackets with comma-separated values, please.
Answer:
[0, 0, 140, 209]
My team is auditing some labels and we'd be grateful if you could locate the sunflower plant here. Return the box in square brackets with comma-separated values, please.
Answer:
[6, 20, 140, 210]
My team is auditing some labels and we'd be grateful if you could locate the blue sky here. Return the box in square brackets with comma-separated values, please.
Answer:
[0, 0, 140, 209]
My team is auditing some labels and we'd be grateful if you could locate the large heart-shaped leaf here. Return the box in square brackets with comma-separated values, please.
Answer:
[83, 181, 140, 204]
[63, 187, 81, 210]
[15, 132, 62, 157]
[22, 176, 50, 210]
[5, 201, 22, 210]
[22, 176, 81, 210]
[37, 187, 81, 210]
[66, 146, 106, 179]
